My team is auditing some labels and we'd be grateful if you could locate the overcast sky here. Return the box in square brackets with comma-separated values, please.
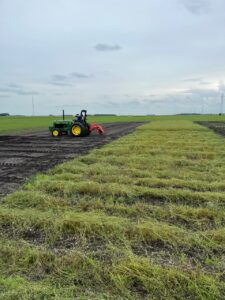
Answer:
[1, 0, 225, 115]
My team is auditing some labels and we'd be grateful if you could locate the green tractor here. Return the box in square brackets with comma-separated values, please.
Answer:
[49, 110, 104, 137]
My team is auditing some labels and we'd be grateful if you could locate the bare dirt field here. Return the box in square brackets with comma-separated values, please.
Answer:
[0, 122, 143, 198]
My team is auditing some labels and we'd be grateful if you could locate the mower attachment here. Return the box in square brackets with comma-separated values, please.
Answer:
[89, 123, 105, 135]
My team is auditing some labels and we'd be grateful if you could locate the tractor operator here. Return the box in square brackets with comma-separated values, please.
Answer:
[75, 113, 82, 122]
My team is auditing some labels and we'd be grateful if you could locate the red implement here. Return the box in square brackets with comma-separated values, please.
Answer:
[89, 123, 105, 135]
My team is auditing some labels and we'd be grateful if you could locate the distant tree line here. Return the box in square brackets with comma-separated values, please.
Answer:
[93, 114, 117, 116]
[0, 113, 10, 116]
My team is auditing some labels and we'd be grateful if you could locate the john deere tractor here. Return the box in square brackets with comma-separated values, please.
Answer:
[49, 110, 104, 137]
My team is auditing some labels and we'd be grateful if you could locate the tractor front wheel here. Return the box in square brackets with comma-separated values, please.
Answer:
[52, 129, 60, 137]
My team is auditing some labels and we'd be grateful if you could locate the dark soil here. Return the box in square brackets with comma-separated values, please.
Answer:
[0, 122, 143, 198]
[197, 121, 225, 137]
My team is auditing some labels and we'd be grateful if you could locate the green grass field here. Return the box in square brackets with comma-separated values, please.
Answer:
[1, 114, 225, 134]
[1, 118, 225, 299]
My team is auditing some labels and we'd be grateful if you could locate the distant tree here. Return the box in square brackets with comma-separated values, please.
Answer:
[0, 113, 10, 116]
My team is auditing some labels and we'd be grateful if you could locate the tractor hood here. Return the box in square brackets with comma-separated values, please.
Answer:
[53, 120, 72, 125]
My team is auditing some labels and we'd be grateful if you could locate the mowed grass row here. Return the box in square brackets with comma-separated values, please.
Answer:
[1, 120, 225, 299]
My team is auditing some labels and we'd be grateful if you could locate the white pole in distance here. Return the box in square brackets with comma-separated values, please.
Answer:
[220, 93, 224, 115]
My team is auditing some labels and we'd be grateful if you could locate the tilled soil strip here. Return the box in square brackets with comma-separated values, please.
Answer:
[0, 122, 143, 198]
[197, 121, 225, 138]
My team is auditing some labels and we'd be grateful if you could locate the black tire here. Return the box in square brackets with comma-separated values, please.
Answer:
[52, 129, 60, 137]
[71, 122, 86, 137]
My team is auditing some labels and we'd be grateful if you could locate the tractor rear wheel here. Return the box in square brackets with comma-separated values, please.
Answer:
[52, 129, 60, 137]
[71, 123, 85, 137]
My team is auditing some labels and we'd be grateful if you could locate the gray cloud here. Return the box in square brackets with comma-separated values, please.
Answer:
[181, 0, 210, 14]
[183, 77, 203, 82]
[50, 72, 91, 86]
[0, 87, 15, 94]
[199, 81, 212, 85]
[50, 81, 72, 87]
[95, 43, 122, 52]
[123, 87, 221, 114]
[0, 94, 11, 98]
[182, 77, 213, 87]
[0, 84, 39, 96]
[7, 83, 23, 89]
[51, 74, 67, 82]
[183, 87, 218, 97]
[54, 92, 65, 96]
[15, 90, 39, 96]
[102, 86, 221, 112]
[70, 72, 91, 79]
[50, 74, 72, 86]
